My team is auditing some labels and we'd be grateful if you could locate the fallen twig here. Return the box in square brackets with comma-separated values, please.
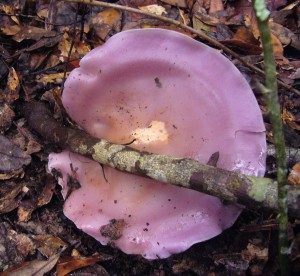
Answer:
[24, 102, 300, 218]
[61, 0, 300, 96]
[253, 1, 289, 273]
[62, 2, 79, 84]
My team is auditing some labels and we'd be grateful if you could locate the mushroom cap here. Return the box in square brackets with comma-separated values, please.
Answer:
[49, 28, 266, 259]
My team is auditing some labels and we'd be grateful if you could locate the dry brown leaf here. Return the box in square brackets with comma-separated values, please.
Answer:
[17, 176, 54, 222]
[58, 33, 91, 61]
[270, 21, 293, 46]
[18, 204, 34, 223]
[179, 9, 190, 25]
[237, 0, 287, 16]
[15, 125, 42, 155]
[246, 16, 289, 65]
[192, 16, 213, 32]
[92, 8, 121, 29]
[271, 8, 293, 25]
[282, 109, 300, 131]
[288, 162, 300, 185]
[0, 3, 13, 14]
[0, 169, 24, 180]
[1, 67, 20, 104]
[7, 229, 36, 257]
[290, 33, 300, 51]
[0, 3, 20, 28]
[1, 24, 21, 36]
[44, 54, 61, 69]
[37, 8, 48, 19]
[222, 26, 262, 55]
[57, 254, 111, 276]
[2, 251, 62, 276]
[0, 103, 15, 133]
[172, 259, 198, 274]
[160, 0, 187, 8]
[0, 58, 9, 82]
[234, 26, 259, 45]
[267, 0, 287, 10]
[244, 12, 259, 38]
[0, 134, 31, 173]
[271, 33, 288, 64]
[13, 26, 56, 42]
[289, 68, 300, 80]
[202, 0, 213, 10]
[28, 53, 50, 71]
[37, 176, 56, 207]
[282, 0, 299, 10]
[73, 41, 91, 59]
[0, 44, 11, 61]
[32, 235, 67, 258]
[37, 72, 68, 84]
[0, 184, 25, 214]
[71, 249, 81, 257]
[209, 0, 224, 14]
[139, 5, 167, 16]
[241, 243, 269, 262]
[243, 3, 294, 66]
[0, 4, 19, 24]
[214, 253, 249, 272]
[25, 137, 42, 155]
[6, 67, 19, 93]
[211, 24, 232, 41]
[25, 34, 62, 52]
[40, 87, 64, 120]
[90, 8, 121, 40]
[193, 12, 220, 26]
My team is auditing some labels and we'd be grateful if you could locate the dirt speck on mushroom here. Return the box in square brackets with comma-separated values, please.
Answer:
[100, 219, 127, 241]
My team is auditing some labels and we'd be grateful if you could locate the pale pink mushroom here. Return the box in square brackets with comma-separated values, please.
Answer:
[48, 29, 266, 259]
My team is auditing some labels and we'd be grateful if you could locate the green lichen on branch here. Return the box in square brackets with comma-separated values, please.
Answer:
[253, 0, 289, 274]
[24, 102, 300, 219]
[247, 176, 275, 204]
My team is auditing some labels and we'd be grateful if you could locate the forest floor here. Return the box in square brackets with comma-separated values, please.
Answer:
[0, 0, 299, 275]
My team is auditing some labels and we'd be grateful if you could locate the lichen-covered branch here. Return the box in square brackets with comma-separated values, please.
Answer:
[24, 102, 300, 218]
[61, 0, 299, 96]
[252, 0, 289, 274]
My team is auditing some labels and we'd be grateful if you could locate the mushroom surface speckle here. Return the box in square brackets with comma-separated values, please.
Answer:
[48, 29, 266, 259]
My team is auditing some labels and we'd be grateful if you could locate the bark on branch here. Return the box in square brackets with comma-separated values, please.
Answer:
[24, 102, 300, 218]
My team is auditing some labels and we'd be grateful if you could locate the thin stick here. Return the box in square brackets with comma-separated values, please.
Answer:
[23, 58, 80, 76]
[252, 1, 289, 275]
[23, 101, 300, 219]
[62, 2, 79, 83]
[45, 0, 58, 30]
[61, 0, 300, 96]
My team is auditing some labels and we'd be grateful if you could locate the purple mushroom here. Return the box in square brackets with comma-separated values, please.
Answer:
[48, 29, 266, 259]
